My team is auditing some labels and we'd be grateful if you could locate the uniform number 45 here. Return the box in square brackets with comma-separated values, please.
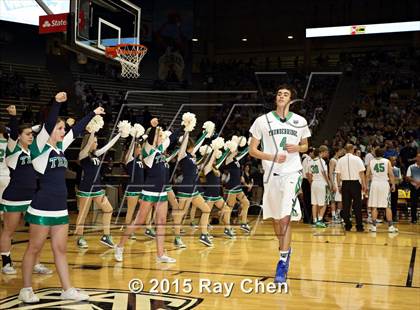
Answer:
[374, 163, 384, 173]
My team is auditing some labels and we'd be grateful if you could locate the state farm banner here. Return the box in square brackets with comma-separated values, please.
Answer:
[39, 13, 68, 34]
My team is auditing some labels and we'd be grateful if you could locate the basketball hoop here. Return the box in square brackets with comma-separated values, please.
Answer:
[105, 44, 148, 79]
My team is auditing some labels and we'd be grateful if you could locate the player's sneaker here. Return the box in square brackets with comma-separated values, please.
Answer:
[274, 259, 288, 283]
[199, 234, 213, 247]
[18, 287, 39, 303]
[33, 264, 53, 275]
[100, 235, 114, 248]
[114, 246, 124, 262]
[224, 228, 235, 239]
[77, 236, 88, 249]
[240, 223, 251, 233]
[388, 226, 399, 233]
[60, 287, 89, 301]
[2, 263, 17, 275]
[145, 228, 156, 239]
[315, 221, 327, 228]
[174, 236, 187, 248]
[156, 254, 176, 263]
[369, 225, 377, 232]
[190, 221, 198, 229]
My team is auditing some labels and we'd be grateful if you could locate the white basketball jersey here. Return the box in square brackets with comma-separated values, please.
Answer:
[369, 157, 389, 182]
[249, 111, 311, 175]
[0, 138, 9, 176]
[309, 157, 328, 184]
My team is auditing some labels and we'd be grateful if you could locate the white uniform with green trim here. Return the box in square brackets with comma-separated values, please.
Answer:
[0, 138, 10, 201]
[368, 157, 390, 208]
[309, 157, 329, 206]
[249, 111, 311, 220]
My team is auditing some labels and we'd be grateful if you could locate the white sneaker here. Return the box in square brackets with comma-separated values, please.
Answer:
[156, 254, 176, 263]
[33, 264, 53, 275]
[388, 226, 399, 233]
[2, 263, 17, 275]
[114, 246, 124, 262]
[60, 287, 89, 301]
[18, 287, 39, 303]
[369, 225, 377, 232]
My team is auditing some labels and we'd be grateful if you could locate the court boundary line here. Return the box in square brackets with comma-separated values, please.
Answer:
[406, 246, 417, 287]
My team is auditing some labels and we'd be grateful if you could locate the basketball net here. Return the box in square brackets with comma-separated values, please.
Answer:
[106, 44, 148, 79]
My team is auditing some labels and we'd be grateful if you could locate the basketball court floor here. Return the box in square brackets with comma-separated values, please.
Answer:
[0, 215, 418, 309]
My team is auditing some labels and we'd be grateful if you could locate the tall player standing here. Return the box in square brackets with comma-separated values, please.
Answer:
[249, 84, 311, 283]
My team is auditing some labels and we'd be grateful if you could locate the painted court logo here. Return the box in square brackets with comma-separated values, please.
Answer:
[0, 288, 203, 309]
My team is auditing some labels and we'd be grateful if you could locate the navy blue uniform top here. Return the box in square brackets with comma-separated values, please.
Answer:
[29, 102, 95, 213]
[126, 157, 144, 192]
[225, 160, 242, 190]
[79, 156, 104, 192]
[3, 116, 37, 201]
[178, 152, 199, 194]
[203, 169, 221, 198]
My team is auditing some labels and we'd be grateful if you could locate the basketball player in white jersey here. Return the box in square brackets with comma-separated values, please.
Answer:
[329, 148, 345, 223]
[307, 145, 331, 228]
[366, 148, 398, 233]
[249, 84, 311, 283]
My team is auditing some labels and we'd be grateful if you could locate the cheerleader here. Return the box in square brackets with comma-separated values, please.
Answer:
[223, 137, 251, 233]
[201, 138, 235, 238]
[172, 117, 214, 248]
[19, 92, 103, 303]
[0, 106, 52, 275]
[115, 118, 176, 263]
[0, 123, 9, 201]
[122, 125, 155, 240]
[74, 117, 123, 249]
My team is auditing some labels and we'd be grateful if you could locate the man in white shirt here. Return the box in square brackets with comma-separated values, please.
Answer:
[249, 84, 310, 284]
[335, 144, 367, 231]
[406, 153, 420, 223]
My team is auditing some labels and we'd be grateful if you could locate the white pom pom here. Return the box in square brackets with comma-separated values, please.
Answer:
[203, 121, 215, 138]
[199, 145, 212, 156]
[238, 136, 247, 147]
[247, 137, 252, 145]
[211, 137, 225, 150]
[142, 134, 148, 140]
[231, 135, 239, 144]
[182, 112, 197, 132]
[86, 115, 104, 133]
[225, 140, 238, 153]
[215, 149, 223, 159]
[130, 123, 145, 138]
[117, 120, 132, 138]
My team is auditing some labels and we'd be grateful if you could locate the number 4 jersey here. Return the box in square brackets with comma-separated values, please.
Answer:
[249, 111, 311, 175]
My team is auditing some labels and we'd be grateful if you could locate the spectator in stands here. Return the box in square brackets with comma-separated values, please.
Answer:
[29, 83, 40, 101]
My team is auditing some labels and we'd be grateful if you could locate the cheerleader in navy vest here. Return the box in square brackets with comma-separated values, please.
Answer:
[122, 124, 156, 240]
[200, 137, 235, 238]
[0, 106, 52, 275]
[73, 116, 124, 249]
[172, 115, 214, 248]
[19, 92, 103, 303]
[223, 136, 251, 233]
[115, 118, 176, 263]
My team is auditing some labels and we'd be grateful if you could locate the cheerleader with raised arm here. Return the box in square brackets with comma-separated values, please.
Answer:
[115, 118, 176, 263]
[19, 92, 103, 303]
[0, 105, 52, 275]
[73, 117, 125, 249]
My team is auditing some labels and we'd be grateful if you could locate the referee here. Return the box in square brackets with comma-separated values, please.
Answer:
[335, 144, 367, 231]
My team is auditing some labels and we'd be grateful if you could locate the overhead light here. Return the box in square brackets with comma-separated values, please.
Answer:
[241, 38, 248, 42]
[192, 38, 198, 42]
[288, 35, 293, 39]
